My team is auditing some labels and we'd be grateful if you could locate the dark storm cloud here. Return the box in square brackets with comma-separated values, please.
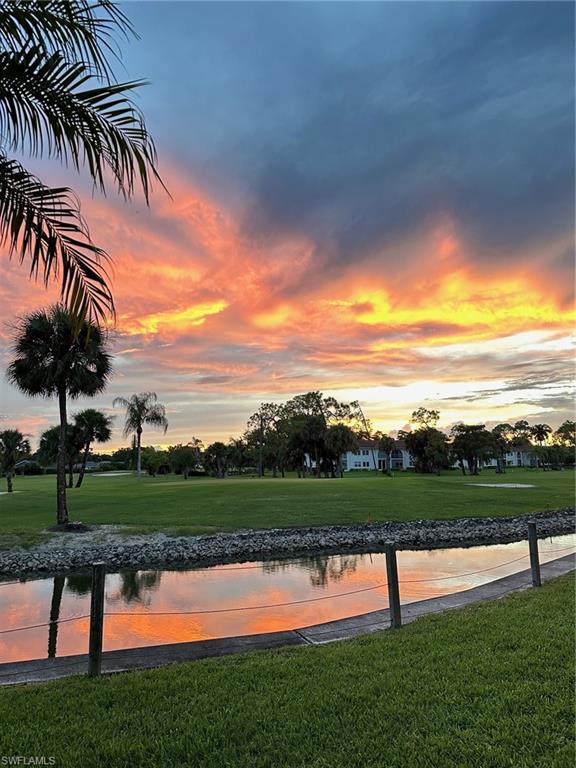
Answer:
[241, 2, 574, 263]
[124, 2, 574, 271]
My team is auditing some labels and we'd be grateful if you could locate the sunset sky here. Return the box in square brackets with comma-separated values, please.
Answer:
[0, 1, 574, 449]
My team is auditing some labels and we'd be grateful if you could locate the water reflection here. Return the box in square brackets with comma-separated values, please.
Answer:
[66, 574, 92, 596]
[108, 571, 162, 606]
[0, 534, 573, 664]
[47, 575, 64, 658]
[262, 554, 360, 586]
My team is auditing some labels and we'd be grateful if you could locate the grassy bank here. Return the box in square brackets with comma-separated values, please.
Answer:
[0, 574, 573, 767]
[0, 468, 573, 548]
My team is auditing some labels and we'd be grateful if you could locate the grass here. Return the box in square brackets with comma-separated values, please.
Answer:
[1, 468, 574, 548]
[0, 574, 573, 767]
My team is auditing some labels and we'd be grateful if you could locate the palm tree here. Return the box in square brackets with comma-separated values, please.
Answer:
[531, 423, 552, 470]
[531, 423, 552, 446]
[73, 408, 113, 487]
[38, 422, 84, 486]
[203, 442, 229, 479]
[113, 393, 168, 478]
[7, 304, 112, 525]
[0, 429, 30, 492]
[0, 0, 162, 323]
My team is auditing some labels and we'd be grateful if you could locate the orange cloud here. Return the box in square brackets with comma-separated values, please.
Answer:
[0, 163, 573, 446]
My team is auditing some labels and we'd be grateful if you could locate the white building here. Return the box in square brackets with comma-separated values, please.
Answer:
[342, 439, 413, 472]
[342, 438, 536, 472]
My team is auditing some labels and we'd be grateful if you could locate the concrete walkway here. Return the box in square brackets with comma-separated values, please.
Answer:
[1, 553, 573, 686]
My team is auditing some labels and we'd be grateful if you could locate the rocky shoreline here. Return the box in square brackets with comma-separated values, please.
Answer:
[1, 507, 574, 580]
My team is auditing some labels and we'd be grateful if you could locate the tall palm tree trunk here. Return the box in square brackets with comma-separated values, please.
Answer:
[57, 387, 69, 525]
[75, 442, 91, 488]
[6, 470, 13, 492]
[136, 427, 142, 479]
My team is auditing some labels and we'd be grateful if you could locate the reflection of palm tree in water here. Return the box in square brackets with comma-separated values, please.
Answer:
[47, 575, 65, 658]
[109, 571, 162, 606]
[263, 555, 360, 587]
[66, 573, 92, 596]
[46, 571, 162, 658]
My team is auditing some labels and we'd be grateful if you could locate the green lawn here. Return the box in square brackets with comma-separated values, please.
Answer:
[1, 468, 574, 548]
[0, 574, 573, 767]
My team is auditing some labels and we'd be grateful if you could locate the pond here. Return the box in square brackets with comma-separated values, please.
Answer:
[1, 534, 574, 663]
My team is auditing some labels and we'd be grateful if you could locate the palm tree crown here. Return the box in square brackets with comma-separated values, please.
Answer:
[7, 305, 112, 399]
[0, 0, 162, 322]
[74, 408, 113, 444]
[0, 428, 30, 492]
[113, 392, 168, 436]
[113, 392, 168, 478]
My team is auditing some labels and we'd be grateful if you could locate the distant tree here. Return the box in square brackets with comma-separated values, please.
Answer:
[401, 427, 448, 474]
[37, 425, 60, 466]
[139, 446, 169, 477]
[246, 403, 282, 477]
[38, 423, 82, 487]
[531, 423, 552, 446]
[0, 429, 30, 492]
[226, 437, 254, 476]
[528, 423, 552, 469]
[7, 305, 111, 525]
[66, 423, 85, 487]
[110, 446, 134, 468]
[113, 393, 168, 479]
[325, 424, 359, 477]
[73, 409, 113, 487]
[553, 420, 576, 448]
[377, 434, 395, 476]
[450, 424, 496, 476]
[491, 424, 514, 474]
[168, 439, 203, 478]
[511, 420, 533, 445]
[410, 408, 440, 429]
[203, 442, 229, 478]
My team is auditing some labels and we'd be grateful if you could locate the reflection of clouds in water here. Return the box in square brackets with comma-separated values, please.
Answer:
[0, 534, 573, 663]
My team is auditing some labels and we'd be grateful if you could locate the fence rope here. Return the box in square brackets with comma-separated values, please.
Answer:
[103, 581, 391, 617]
[400, 553, 532, 583]
[0, 613, 90, 635]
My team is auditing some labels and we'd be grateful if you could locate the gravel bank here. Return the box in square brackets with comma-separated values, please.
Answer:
[1, 507, 574, 580]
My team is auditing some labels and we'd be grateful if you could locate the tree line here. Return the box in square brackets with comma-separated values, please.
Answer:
[1, 306, 574, 526]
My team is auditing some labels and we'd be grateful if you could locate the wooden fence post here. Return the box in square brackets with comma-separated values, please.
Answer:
[527, 522, 541, 587]
[88, 562, 106, 677]
[385, 545, 402, 628]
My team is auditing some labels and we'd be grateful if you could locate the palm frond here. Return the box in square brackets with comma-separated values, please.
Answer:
[0, 154, 114, 323]
[144, 404, 168, 433]
[0, 0, 133, 82]
[0, 48, 161, 201]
